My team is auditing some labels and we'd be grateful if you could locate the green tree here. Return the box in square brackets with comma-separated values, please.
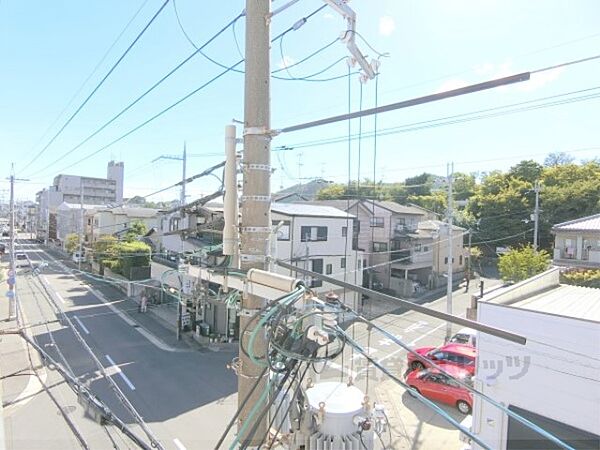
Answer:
[123, 220, 148, 242]
[64, 233, 80, 254]
[509, 160, 543, 183]
[498, 245, 550, 283]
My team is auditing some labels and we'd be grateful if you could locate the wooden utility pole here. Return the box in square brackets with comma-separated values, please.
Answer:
[238, 0, 271, 445]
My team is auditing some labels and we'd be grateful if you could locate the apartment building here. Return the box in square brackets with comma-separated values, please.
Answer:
[551, 213, 600, 268]
[35, 161, 124, 241]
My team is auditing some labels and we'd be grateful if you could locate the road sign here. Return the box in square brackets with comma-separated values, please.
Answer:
[181, 312, 191, 327]
[7, 270, 14, 277]
[7, 276, 15, 285]
[5, 290, 14, 299]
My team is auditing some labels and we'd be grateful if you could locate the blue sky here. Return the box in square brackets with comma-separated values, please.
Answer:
[1, 0, 599, 202]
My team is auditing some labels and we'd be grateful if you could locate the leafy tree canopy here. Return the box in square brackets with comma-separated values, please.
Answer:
[498, 245, 550, 283]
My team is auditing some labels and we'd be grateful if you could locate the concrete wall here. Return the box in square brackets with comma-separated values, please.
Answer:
[484, 268, 560, 305]
[472, 302, 600, 449]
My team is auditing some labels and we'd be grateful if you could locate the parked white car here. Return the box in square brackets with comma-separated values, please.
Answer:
[15, 253, 30, 268]
[449, 328, 477, 347]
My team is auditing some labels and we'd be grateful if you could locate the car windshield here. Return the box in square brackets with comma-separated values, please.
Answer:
[451, 334, 471, 344]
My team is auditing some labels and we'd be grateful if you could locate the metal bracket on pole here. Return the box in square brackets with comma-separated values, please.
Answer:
[243, 126, 280, 138]
[244, 163, 272, 172]
[240, 195, 271, 203]
[240, 227, 272, 234]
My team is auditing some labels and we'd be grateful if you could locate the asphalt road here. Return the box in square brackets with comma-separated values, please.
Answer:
[4, 239, 238, 450]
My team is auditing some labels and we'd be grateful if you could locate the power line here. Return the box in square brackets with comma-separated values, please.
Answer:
[277, 53, 600, 134]
[22, 0, 151, 162]
[274, 85, 600, 151]
[20, 0, 171, 176]
[25, 10, 245, 179]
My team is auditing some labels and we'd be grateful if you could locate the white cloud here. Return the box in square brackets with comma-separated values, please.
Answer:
[378, 16, 395, 36]
[278, 55, 296, 70]
[517, 66, 564, 92]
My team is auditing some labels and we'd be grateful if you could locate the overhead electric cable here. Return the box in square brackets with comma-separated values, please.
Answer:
[20, 0, 171, 176]
[31, 6, 325, 177]
[278, 53, 600, 134]
[25, 10, 244, 179]
[23, 0, 150, 161]
[274, 85, 600, 150]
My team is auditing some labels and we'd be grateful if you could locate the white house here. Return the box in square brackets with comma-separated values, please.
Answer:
[87, 206, 160, 242]
[271, 203, 363, 309]
[55, 202, 104, 246]
[471, 268, 600, 449]
[552, 213, 600, 268]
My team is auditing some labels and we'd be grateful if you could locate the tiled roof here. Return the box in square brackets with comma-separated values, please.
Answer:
[552, 213, 600, 232]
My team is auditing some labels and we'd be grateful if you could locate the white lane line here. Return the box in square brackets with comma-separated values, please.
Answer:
[105, 354, 136, 391]
[55, 292, 66, 304]
[173, 438, 187, 450]
[73, 315, 90, 335]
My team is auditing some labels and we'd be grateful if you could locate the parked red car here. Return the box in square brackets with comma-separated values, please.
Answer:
[406, 365, 473, 414]
[407, 343, 476, 375]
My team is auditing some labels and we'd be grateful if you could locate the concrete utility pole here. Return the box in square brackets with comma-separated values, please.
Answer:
[238, 0, 271, 445]
[445, 162, 454, 342]
[79, 179, 84, 271]
[533, 180, 540, 251]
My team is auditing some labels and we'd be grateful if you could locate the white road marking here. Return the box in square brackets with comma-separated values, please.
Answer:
[173, 438, 187, 450]
[39, 248, 180, 353]
[105, 354, 136, 391]
[73, 315, 90, 335]
[55, 292, 66, 304]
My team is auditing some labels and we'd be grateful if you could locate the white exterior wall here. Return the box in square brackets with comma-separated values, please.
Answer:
[107, 161, 124, 203]
[472, 303, 600, 449]
[273, 212, 363, 309]
[90, 210, 158, 242]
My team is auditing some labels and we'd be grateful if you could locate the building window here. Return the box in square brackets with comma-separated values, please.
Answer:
[358, 260, 362, 269]
[273, 220, 290, 241]
[340, 257, 346, 269]
[414, 243, 422, 252]
[444, 257, 448, 264]
[423, 245, 429, 252]
[342, 226, 347, 237]
[310, 259, 323, 288]
[301, 226, 328, 242]
[169, 217, 180, 232]
[459, 255, 463, 265]
[373, 242, 388, 253]
[370, 217, 384, 228]
[396, 218, 406, 226]
[326, 264, 333, 275]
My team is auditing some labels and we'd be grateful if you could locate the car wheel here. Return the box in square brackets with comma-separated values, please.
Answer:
[411, 361, 425, 371]
[457, 400, 471, 414]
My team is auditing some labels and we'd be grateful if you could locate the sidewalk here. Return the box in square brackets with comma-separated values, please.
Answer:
[42, 247, 212, 353]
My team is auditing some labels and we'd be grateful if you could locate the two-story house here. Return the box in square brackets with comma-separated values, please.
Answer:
[272, 203, 363, 309]
[390, 220, 467, 296]
[552, 213, 600, 268]
[86, 206, 160, 243]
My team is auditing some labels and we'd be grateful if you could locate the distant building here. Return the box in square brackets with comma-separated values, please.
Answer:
[471, 268, 600, 449]
[551, 213, 600, 268]
[271, 202, 363, 309]
[86, 206, 160, 243]
[35, 161, 125, 241]
[107, 161, 124, 203]
[55, 202, 104, 247]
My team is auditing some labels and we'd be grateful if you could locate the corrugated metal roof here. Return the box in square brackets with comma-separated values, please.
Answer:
[552, 213, 600, 232]
[272, 203, 354, 218]
[511, 285, 600, 322]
